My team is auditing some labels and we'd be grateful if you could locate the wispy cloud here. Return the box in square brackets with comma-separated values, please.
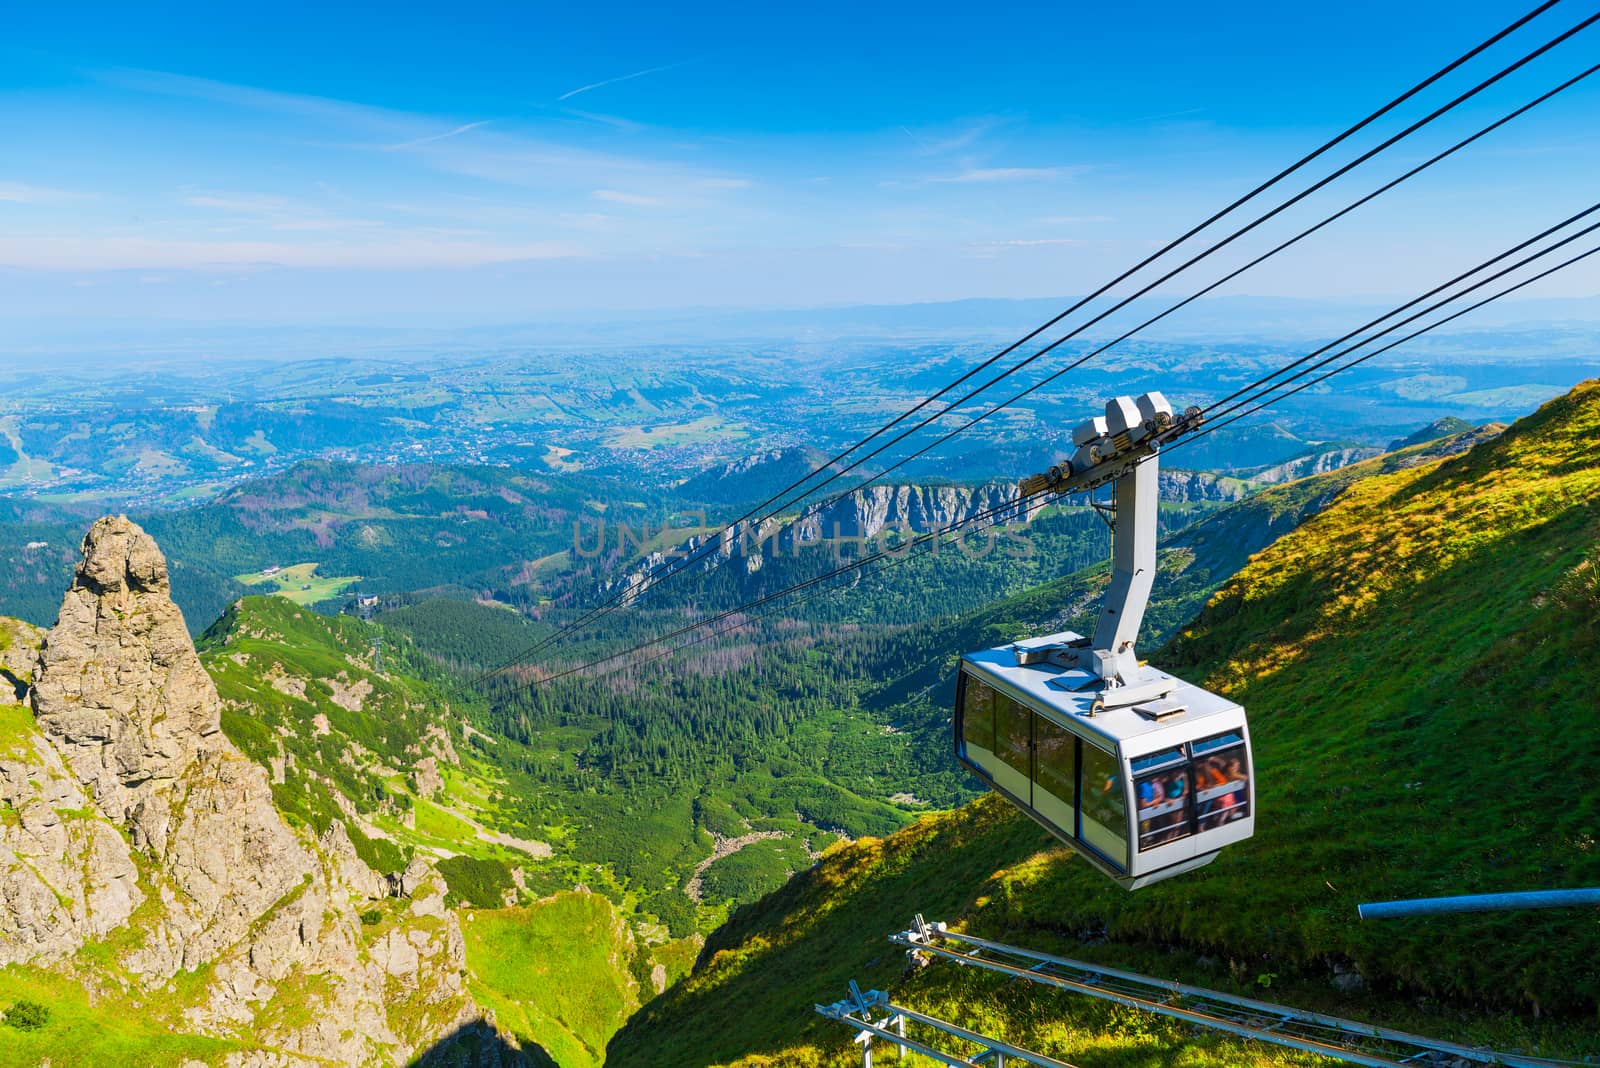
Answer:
[933, 166, 1081, 184]
[0, 181, 93, 204]
[185, 192, 294, 213]
[1039, 214, 1112, 225]
[103, 67, 746, 212]
[981, 238, 1086, 247]
[0, 234, 584, 270]
[593, 189, 664, 206]
[385, 120, 492, 151]
[899, 122, 993, 156]
[559, 108, 647, 134]
[184, 191, 385, 233]
[967, 236, 1087, 260]
[102, 68, 405, 131]
[558, 60, 693, 102]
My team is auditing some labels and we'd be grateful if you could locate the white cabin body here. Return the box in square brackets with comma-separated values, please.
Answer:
[955, 630, 1255, 889]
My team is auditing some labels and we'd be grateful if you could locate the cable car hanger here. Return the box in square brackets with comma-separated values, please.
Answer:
[954, 392, 1251, 889]
[1014, 391, 1201, 710]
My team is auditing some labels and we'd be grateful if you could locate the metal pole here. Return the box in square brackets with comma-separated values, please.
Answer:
[1358, 888, 1600, 920]
[896, 1014, 906, 1061]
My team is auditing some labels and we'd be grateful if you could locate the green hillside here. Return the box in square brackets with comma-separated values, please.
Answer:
[200, 596, 549, 883]
[608, 380, 1600, 1066]
[864, 424, 1503, 727]
[464, 892, 668, 1068]
[194, 595, 702, 1064]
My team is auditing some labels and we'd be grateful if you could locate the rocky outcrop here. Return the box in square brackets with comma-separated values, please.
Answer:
[786, 482, 1042, 544]
[21, 516, 314, 976]
[1389, 421, 1507, 469]
[609, 481, 1044, 598]
[673, 445, 834, 505]
[413, 754, 445, 799]
[0, 617, 41, 700]
[1240, 446, 1386, 485]
[1387, 415, 1476, 450]
[1158, 469, 1253, 502]
[0, 516, 520, 1066]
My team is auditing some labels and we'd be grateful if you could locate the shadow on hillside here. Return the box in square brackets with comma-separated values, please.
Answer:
[407, 1020, 557, 1068]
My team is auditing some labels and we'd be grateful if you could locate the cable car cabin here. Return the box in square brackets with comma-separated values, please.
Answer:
[955, 631, 1254, 889]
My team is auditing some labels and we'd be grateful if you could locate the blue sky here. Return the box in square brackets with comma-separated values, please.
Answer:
[2, 0, 1597, 324]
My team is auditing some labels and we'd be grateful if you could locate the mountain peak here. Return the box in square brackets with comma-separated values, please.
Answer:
[34, 514, 219, 817]
[2, 518, 505, 1064]
[73, 514, 171, 596]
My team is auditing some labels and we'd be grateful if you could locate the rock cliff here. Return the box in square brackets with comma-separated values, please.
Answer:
[1238, 445, 1385, 484]
[610, 481, 1045, 599]
[1157, 468, 1252, 502]
[0, 516, 527, 1066]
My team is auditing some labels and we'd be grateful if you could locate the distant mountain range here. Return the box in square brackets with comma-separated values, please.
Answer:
[5, 293, 1599, 364]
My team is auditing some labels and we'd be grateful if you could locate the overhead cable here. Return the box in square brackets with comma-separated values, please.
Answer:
[482, 5, 1594, 675]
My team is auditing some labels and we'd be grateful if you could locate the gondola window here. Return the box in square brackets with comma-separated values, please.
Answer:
[1080, 744, 1127, 864]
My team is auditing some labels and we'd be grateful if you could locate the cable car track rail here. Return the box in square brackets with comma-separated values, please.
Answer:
[892, 918, 1575, 1068]
[818, 980, 1080, 1068]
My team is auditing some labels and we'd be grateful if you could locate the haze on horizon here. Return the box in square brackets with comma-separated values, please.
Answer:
[3, 0, 1599, 328]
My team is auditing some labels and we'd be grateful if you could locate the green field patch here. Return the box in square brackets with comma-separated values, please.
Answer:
[1447, 383, 1568, 408]
[541, 444, 582, 472]
[698, 837, 812, 909]
[411, 797, 481, 846]
[233, 562, 360, 606]
[603, 415, 746, 450]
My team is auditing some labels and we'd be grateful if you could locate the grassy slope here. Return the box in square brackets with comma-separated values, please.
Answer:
[464, 893, 644, 1068]
[196, 597, 710, 1065]
[200, 596, 566, 882]
[610, 381, 1600, 1067]
[0, 965, 238, 1068]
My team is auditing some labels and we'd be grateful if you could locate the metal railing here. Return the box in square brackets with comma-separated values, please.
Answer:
[817, 980, 1079, 1068]
[885, 916, 1573, 1068]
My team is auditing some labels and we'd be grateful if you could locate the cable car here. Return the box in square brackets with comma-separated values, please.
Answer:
[956, 635, 1254, 888]
[952, 392, 1255, 889]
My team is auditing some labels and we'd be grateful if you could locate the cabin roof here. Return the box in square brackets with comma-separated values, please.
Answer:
[961, 629, 1241, 751]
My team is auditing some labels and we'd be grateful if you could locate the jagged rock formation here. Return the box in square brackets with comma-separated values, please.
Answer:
[787, 482, 1043, 543]
[1158, 469, 1252, 502]
[1387, 421, 1506, 468]
[0, 516, 528, 1066]
[610, 481, 1044, 599]
[674, 445, 838, 505]
[1239, 445, 1386, 484]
